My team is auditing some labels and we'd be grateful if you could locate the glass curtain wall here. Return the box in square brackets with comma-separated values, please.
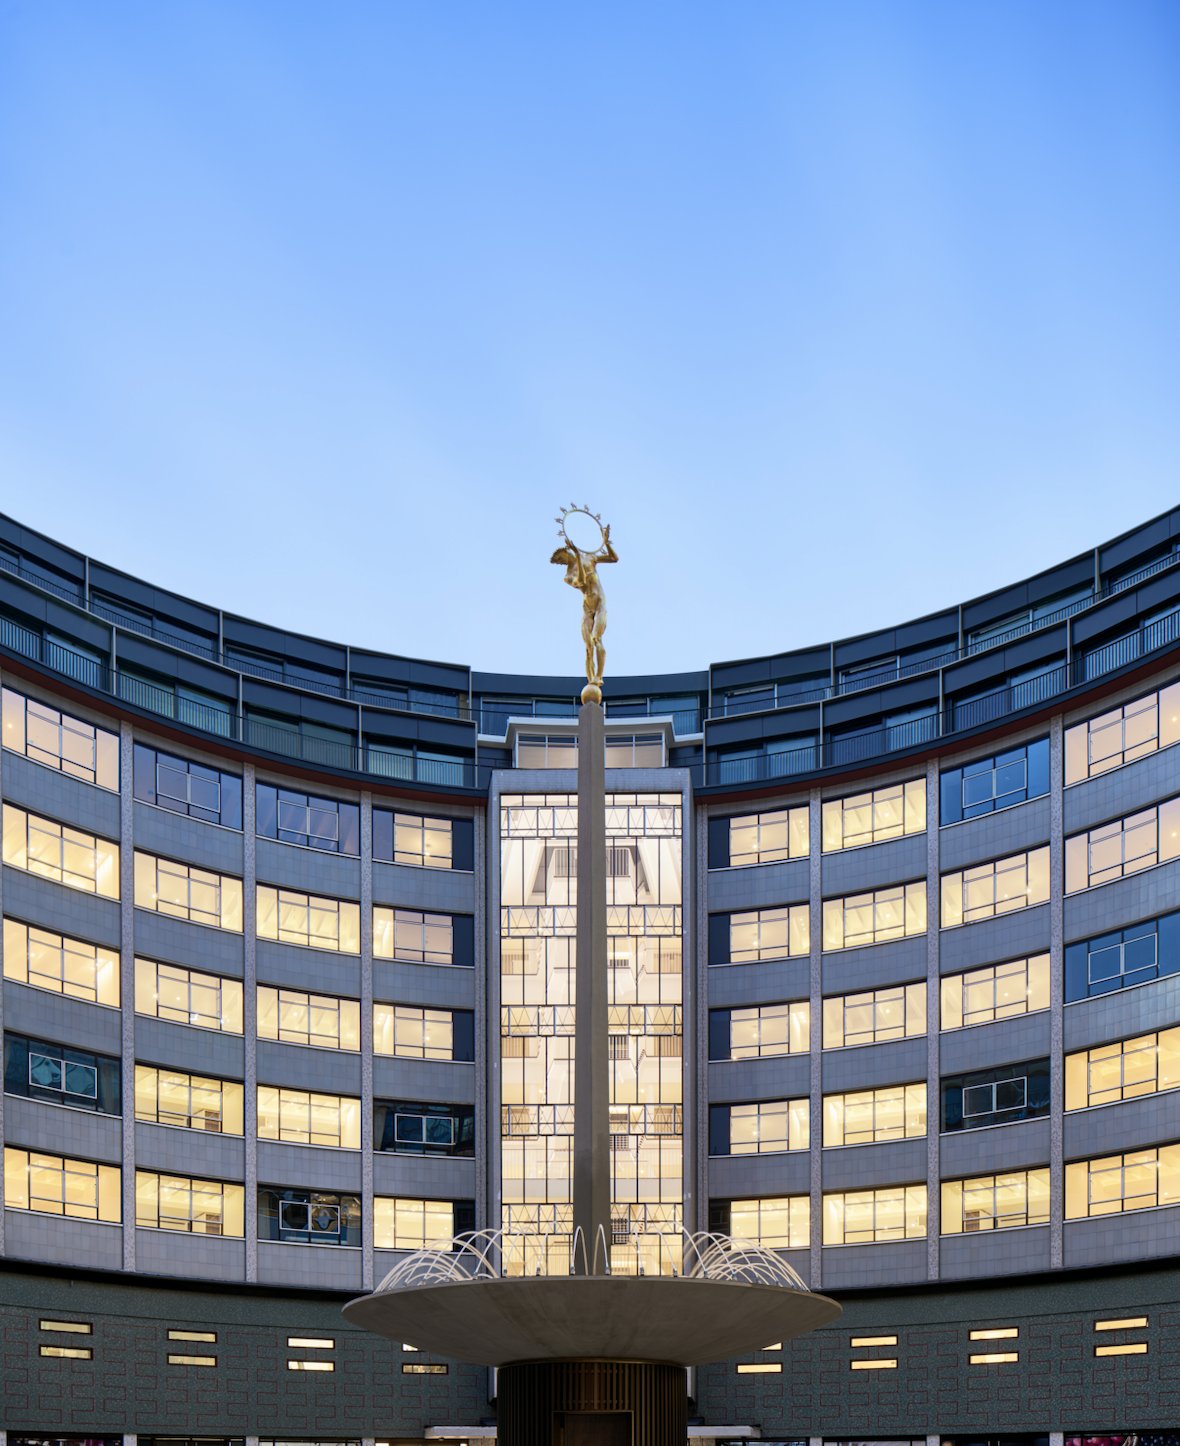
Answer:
[499, 792, 683, 1276]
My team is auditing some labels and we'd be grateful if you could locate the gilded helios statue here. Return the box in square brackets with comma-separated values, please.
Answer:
[550, 504, 618, 704]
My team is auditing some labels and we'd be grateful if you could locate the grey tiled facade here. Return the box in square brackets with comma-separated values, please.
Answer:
[2, 506, 1180, 1440]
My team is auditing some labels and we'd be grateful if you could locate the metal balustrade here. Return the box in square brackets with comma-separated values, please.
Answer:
[2, 558, 1179, 791]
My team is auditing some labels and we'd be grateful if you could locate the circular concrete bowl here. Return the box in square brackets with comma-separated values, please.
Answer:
[343, 1274, 841, 1367]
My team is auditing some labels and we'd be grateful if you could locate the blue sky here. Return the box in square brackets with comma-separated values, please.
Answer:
[1, 2, 1177, 679]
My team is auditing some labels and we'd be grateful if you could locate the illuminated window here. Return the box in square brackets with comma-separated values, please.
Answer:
[168, 1329, 216, 1341]
[1065, 798, 1180, 892]
[823, 1185, 927, 1244]
[374, 809, 466, 869]
[2, 804, 118, 897]
[256, 884, 358, 952]
[823, 982, 926, 1049]
[850, 1359, 896, 1370]
[2, 686, 118, 788]
[134, 959, 243, 1033]
[135, 1171, 244, 1236]
[1094, 1316, 1147, 1330]
[40, 1320, 92, 1334]
[711, 1100, 809, 1155]
[373, 906, 456, 964]
[403, 1362, 448, 1374]
[969, 1327, 1019, 1339]
[134, 852, 241, 931]
[1065, 1144, 1180, 1218]
[134, 1065, 244, 1134]
[40, 1345, 92, 1359]
[710, 1196, 809, 1250]
[374, 1003, 473, 1061]
[4, 1147, 120, 1221]
[940, 847, 1050, 928]
[710, 1001, 809, 1060]
[823, 1083, 926, 1147]
[256, 783, 358, 854]
[3, 918, 120, 1006]
[1066, 1027, 1180, 1110]
[850, 1335, 896, 1346]
[257, 1086, 360, 1149]
[941, 954, 1050, 1030]
[715, 805, 809, 868]
[941, 1169, 1050, 1233]
[374, 1197, 468, 1250]
[287, 1336, 334, 1348]
[1094, 1341, 1148, 1356]
[736, 1363, 781, 1374]
[726, 905, 810, 962]
[823, 881, 926, 951]
[970, 1352, 1018, 1365]
[822, 778, 926, 852]
[288, 1359, 334, 1371]
[169, 1353, 216, 1367]
[1066, 680, 1180, 783]
[258, 985, 360, 1051]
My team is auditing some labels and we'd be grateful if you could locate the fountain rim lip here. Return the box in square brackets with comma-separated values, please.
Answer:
[344, 1272, 842, 1311]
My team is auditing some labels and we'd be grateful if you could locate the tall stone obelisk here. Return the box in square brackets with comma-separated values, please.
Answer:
[573, 693, 611, 1268]
[550, 506, 618, 1271]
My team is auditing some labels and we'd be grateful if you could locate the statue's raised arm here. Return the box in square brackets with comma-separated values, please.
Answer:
[551, 507, 617, 704]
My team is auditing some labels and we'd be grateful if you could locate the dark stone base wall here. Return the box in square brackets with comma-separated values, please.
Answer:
[2, 1258, 1178, 1438]
[0, 1262, 487, 1437]
[696, 1258, 1180, 1437]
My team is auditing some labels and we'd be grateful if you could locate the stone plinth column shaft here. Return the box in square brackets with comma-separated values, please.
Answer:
[573, 701, 611, 1270]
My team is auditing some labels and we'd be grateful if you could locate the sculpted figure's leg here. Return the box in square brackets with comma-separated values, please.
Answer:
[591, 606, 607, 684]
[582, 609, 596, 684]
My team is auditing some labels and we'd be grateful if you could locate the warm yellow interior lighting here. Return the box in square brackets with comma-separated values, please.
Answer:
[970, 1352, 1018, 1365]
[969, 1327, 1018, 1340]
[851, 1334, 897, 1346]
[1095, 1342, 1148, 1356]
[288, 1360, 334, 1371]
[1094, 1316, 1147, 1331]
[851, 1359, 897, 1370]
[39, 1319, 91, 1334]
[168, 1329, 215, 1342]
[736, 1362, 782, 1374]
[168, 1354, 216, 1367]
[287, 1336, 334, 1348]
[40, 1345, 91, 1359]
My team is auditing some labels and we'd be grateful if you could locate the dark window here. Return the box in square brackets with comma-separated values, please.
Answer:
[452, 1011, 476, 1063]
[941, 738, 1050, 825]
[708, 1104, 731, 1156]
[3, 1032, 121, 1115]
[1065, 910, 1180, 1001]
[708, 1200, 732, 1235]
[709, 1010, 731, 1061]
[374, 1101, 475, 1156]
[255, 784, 359, 855]
[134, 744, 242, 829]
[941, 1059, 1050, 1132]
[257, 1187, 360, 1246]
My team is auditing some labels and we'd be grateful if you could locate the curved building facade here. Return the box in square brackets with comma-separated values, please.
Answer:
[0, 507, 1178, 1446]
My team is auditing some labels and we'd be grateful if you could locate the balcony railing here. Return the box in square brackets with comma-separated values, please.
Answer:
[3, 556, 1179, 791]
[699, 605, 1180, 788]
[708, 548, 1180, 722]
